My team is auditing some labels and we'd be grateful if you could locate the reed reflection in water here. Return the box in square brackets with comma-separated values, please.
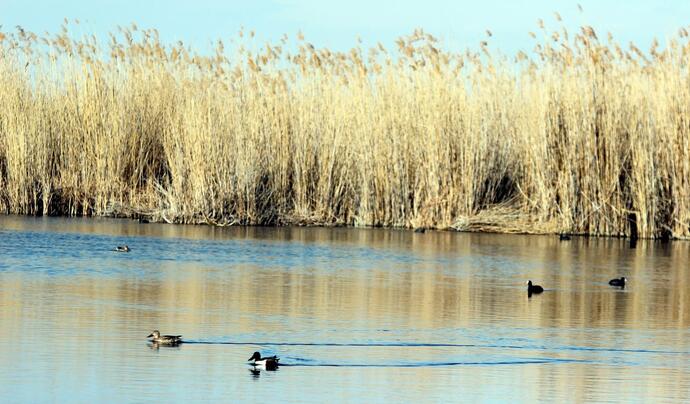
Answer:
[0, 216, 688, 402]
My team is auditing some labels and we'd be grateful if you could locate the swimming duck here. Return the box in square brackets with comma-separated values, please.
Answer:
[559, 234, 571, 241]
[608, 277, 626, 288]
[115, 245, 131, 252]
[147, 330, 182, 344]
[248, 351, 279, 370]
[527, 280, 544, 297]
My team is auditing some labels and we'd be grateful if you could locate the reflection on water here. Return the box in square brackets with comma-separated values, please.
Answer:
[0, 216, 689, 402]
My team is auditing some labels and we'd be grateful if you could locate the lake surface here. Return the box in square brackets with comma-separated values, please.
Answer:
[0, 216, 689, 403]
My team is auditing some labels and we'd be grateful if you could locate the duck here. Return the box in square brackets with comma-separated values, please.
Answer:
[527, 280, 544, 297]
[248, 351, 279, 370]
[608, 277, 626, 288]
[115, 245, 131, 252]
[559, 234, 571, 241]
[147, 330, 182, 344]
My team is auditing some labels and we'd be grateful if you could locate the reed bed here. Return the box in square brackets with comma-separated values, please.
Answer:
[0, 20, 689, 239]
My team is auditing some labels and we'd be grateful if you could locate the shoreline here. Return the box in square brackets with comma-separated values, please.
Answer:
[2, 212, 686, 241]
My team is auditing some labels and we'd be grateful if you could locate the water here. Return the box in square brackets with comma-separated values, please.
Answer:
[0, 216, 689, 403]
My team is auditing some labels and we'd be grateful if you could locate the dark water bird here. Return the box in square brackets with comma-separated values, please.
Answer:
[559, 234, 571, 241]
[414, 227, 426, 233]
[115, 245, 130, 252]
[147, 330, 182, 344]
[609, 277, 627, 288]
[248, 351, 279, 370]
[527, 280, 544, 297]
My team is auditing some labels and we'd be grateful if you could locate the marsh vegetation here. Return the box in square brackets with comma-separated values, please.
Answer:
[0, 17, 688, 238]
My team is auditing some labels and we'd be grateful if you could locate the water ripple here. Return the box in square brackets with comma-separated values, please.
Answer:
[183, 340, 690, 356]
[277, 358, 588, 367]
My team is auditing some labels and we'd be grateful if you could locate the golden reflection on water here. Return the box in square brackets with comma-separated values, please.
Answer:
[1, 217, 689, 331]
[0, 216, 689, 402]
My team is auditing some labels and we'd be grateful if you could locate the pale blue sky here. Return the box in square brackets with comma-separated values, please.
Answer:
[3, 1, 690, 54]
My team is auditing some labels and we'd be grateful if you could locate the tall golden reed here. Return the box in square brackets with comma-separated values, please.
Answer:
[0, 20, 688, 239]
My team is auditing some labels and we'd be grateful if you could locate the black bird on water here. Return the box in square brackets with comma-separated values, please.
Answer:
[248, 351, 280, 371]
[559, 234, 571, 241]
[609, 277, 627, 288]
[527, 280, 544, 297]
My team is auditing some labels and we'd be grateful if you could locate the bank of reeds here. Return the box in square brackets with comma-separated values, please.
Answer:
[0, 20, 689, 239]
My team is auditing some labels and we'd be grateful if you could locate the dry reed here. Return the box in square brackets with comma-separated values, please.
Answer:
[0, 20, 689, 239]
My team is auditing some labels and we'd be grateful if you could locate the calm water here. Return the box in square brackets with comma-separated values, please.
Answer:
[0, 216, 689, 403]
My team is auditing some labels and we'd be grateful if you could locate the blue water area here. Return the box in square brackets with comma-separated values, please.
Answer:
[0, 216, 689, 403]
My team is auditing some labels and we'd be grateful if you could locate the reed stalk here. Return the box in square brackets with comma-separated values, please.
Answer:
[0, 21, 688, 239]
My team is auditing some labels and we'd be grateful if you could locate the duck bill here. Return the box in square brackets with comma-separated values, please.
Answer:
[147, 334, 154, 338]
